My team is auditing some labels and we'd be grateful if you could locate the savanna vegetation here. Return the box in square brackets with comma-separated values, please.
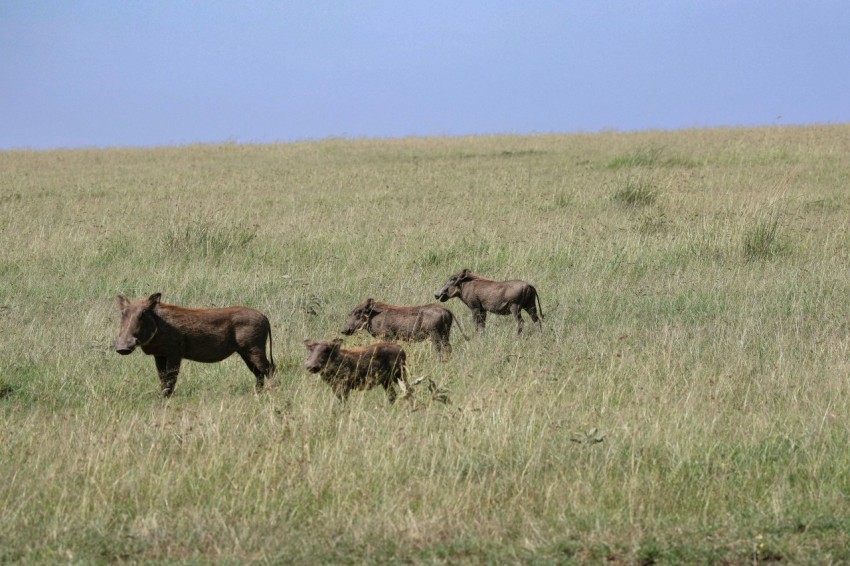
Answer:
[1, 125, 849, 563]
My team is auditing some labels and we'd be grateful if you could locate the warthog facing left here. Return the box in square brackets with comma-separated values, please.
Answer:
[341, 298, 468, 358]
[435, 269, 543, 334]
[114, 293, 275, 396]
[303, 338, 410, 403]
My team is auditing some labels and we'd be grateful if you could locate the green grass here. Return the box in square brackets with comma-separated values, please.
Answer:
[610, 177, 659, 207]
[2, 125, 850, 563]
[743, 208, 788, 260]
[160, 212, 258, 259]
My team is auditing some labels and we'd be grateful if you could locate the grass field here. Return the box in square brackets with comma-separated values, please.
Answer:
[2, 125, 850, 563]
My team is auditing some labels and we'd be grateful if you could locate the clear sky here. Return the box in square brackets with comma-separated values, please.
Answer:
[2, 1, 848, 150]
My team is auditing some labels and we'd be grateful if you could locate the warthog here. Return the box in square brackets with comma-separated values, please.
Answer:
[435, 269, 543, 334]
[341, 298, 468, 358]
[115, 293, 275, 396]
[303, 338, 410, 403]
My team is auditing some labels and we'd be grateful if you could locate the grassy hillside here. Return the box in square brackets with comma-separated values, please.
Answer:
[1, 125, 849, 563]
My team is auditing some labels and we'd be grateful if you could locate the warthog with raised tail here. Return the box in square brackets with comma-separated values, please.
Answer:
[434, 269, 543, 334]
[303, 338, 410, 403]
[341, 298, 468, 358]
[114, 293, 275, 396]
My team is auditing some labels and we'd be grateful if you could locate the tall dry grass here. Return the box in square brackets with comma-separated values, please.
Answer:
[1, 126, 850, 563]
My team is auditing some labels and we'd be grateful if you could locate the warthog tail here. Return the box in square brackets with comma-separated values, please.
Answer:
[532, 286, 544, 320]
[449, 310, 470, 341]
[267, 320, 276, 377]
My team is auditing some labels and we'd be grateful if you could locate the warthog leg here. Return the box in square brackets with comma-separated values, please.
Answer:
[333, 383, 351, 403]
[155, 356, 181, 397]
[510, 303, 525, 335]
[382, 381, 398, 404]
[238, 347, 273, 392]
[472, 309, 487, 335]
[528, 306, 542, 332]
[432, 335, 452, 361]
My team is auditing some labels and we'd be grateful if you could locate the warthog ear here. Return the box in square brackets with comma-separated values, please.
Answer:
[459, 268, 472, 281]
[116, 294, 129, 311]
[303, 339, 317, 350]
[366, 298, 382, 315]
[145, 293, 162, 311]
[331, 338, 344, 349]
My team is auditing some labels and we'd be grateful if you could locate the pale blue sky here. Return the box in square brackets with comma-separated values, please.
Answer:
[2, 2, 848, 150]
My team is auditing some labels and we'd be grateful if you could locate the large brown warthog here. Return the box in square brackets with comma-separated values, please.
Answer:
[114, 293, 275, 396]
[341, 298, 468, 358]
[303, 338, 410, 403]
[435, 269, 543, 334]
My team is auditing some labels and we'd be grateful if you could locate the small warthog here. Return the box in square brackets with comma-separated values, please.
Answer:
[435, 269, 543, 334]
[341, 298, 468, 358]
[303, 338, 410, 403]
[115, 293, 275, 396]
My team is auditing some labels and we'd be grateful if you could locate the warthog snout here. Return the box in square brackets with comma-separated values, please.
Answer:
[114, 332, 140, 355]
[434, 284, 453, 302]
[435, 284, 458, 302]
[341, 299, 374, 336]
[304, 338, 338, 373]
[114, 340, 136, 355]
